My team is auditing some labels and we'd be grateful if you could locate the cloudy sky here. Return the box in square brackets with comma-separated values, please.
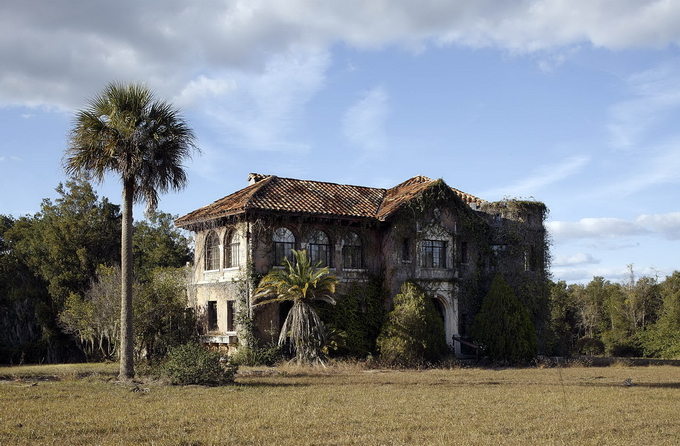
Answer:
[1, 0, 679, 284]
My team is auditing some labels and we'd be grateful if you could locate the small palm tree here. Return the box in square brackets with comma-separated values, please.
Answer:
[253, 249, 338, 364]
[63, 82, 198, 379]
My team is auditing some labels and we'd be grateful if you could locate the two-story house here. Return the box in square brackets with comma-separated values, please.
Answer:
[175, 173, 549, 355]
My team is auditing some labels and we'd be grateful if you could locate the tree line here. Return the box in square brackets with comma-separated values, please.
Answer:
[0, 177, 195, 364]
[548, 266, 680, 358]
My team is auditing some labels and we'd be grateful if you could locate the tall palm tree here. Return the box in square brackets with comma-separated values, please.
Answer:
[63, 82, 197, 379]
[253, 249, 338, 364]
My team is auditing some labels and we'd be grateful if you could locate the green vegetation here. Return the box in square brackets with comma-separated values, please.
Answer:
[0, 178, 195, 366]
[1, 362, 679, 445]
[162, 342, 237, 385]
[253, 250, 339, 364]
[377, 282, 448, 366]
[545, 267, 680, 359]
[316, 276, 386, 358]
[64, 81, 198, 379]
[471, 275, 537, 363]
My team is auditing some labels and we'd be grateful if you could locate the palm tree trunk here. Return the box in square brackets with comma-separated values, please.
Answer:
[119, 179, 135, 379]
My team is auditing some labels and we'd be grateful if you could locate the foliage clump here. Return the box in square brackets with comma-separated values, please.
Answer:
[316, 276, 386, 358]
[163, 342, 237, 385]
[376, 282, 448, 367]
[471, 275, 537, 363]
[253, 250, 338, 364]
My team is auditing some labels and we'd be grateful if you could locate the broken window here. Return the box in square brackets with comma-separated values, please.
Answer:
[204, 231, 220, 271]
[273, 227, 295, 265]
[342, 232, 363, 269]
[421, 240, 446, 269]
[307, 230, 332, 267]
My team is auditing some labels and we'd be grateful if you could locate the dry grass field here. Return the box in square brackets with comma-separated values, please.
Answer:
[1, 361, 679, 445]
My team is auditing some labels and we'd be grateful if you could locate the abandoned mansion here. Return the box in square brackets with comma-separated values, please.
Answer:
[175, 173, 550, 356]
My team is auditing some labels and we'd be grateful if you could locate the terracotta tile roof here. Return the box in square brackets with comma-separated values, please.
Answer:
[175, 174, 485, 228]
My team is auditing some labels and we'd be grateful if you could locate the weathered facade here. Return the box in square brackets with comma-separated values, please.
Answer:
[175, 174, 550, 355]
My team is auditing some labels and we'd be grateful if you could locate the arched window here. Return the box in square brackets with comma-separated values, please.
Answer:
[342, 232, 363, 269]
[307, 230, 332, 267]
[224, 230, 239, 268]
[204, 231, 220, 271]
[273, 227, 295, 265]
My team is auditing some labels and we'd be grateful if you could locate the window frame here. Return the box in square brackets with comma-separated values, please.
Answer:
[307, 230, 333, 268]
[224, 230, 239, 269]
[420, 239, 447, 269]
[273, 227, 296, 266]
[207, 300, 218, 332]
[204, 231, 220, 271]
[342, 232, 363, 269]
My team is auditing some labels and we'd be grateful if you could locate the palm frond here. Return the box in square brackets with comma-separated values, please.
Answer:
[252, 250, 338, 363]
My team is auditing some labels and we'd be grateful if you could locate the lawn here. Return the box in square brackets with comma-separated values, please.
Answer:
[1, 362, 679, 445]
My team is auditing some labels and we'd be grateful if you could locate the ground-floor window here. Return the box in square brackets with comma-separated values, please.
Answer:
[207, 300, 218, 331]
[226, 300, 235, 332]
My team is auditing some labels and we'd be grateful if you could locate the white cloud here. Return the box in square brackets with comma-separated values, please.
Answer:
[4, 1, 680, 109]
[635, 211, 680, 240]
[553, 252, 600, 267]
[547, 217, 648, 241]
[174, 76, 237, 108]
[342, 86, 389, 160]
[548, 210, 680, 242]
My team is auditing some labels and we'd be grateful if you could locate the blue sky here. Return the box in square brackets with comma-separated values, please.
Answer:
[1, 1, 679, 284]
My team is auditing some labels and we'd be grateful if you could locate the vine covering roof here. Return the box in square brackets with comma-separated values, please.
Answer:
[175, 174, 485, 229]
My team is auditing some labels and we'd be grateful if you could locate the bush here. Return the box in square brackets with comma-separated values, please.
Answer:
[163, 342, 237, 385]
[471, 275, 537, 363]
[230, 340, 284, 367]
[376, 282, 448, 367]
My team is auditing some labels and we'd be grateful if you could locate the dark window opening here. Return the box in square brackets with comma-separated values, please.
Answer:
[207, 301, 218, 331]
[226, 300, 235, 332]
[402, 238, 411, 262]
[431, 298, 445, 325]
[461, 242, 468, 264]
[278, 301, 293, 333]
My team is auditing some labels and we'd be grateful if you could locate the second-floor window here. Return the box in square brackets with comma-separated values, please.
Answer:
[342, 232, 363, 269]
[204, 231, 220, 271]
[421, 240, 446, 269]
[224, 230, 239, 268]
[307, 230, 332, 267]
[273, 227, 296, 265]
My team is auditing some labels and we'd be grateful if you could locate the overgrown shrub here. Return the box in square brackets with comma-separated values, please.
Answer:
[163, 342, 237, 385]
[376, 282, 448, 367]
[316, 277, 386, 358]
[230, 339, 284, 367]
[471, 275, 537, 363]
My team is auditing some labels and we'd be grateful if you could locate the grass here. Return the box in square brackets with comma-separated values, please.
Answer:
[1, 361, 679, 445]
